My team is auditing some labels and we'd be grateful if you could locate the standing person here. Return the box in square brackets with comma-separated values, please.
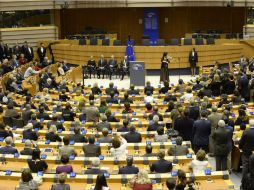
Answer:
[160, 52, 170, 83]
[22, 41, 34, 62]
[189, 48, 198, 76]
[37, 43, 46, 63]
[212, 120, 230, 171]
[120, 55, 129, 80]
[108, 55, 117, 80]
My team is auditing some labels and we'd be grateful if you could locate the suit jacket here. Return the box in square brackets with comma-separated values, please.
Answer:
[22, 46, 34, 61]
[22, 110, 33, 125]
[212, 127, 230, 156]
[144, 86, 154, 94]
[97, 136, 112, 143]
[59, 145, 76, 157]
[12, 45, 21, 57]
[239, 127, 254, 155]
[5, 109, 20, 118]
[85, 107, 100, 122]
[50, 184, 70, 190]
[83, 144, 101, 157]
[174, 117, 194, 141]
[0, 129, 13, 138]
[192, 119, 211, 146]
[20, 148, 33, 155]
[189, 51, 198, 63]
[0, 145, 18, 154]
[106, 97, 118, 104]
[37, 112, 51, 120]
[119, 166, 139, 174]
[124, 131, 142, 143]
[108, 59, 117, 69]
[69, 134, 88, 143]
[84, 168, 107, 175]
[127, 89, 139, 95]
[168, 145, 189, 156]
[47, 120, 65, 131]
[98, 59, 107, 68]
[150, 159, 172, 173]
[148, 112, 163, 121]
[62, 109, 75, 121]
[106, 87, 119, 95]
[23, 130, 38, 141]
[147, 123, 163, 131]
[46, 132, 62, 142]
[188, 106, 200, 121]
[91, 87, 102, 95]
[208, 112, 223, 134]
[37, 47, 46, 60]
[117, 126, 129, 132]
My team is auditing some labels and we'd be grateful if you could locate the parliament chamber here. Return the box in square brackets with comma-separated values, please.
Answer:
[1, 1, 254, 190]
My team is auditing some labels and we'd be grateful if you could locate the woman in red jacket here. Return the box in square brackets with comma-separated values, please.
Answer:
[129, 170, 153, 190]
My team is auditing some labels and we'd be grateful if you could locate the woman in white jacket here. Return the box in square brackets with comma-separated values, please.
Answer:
[110, 135, 128, 158]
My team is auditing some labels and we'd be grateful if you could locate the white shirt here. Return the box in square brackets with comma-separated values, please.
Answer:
[190, 160, 208, 174]
[180, 93, 193, 101]
[28, 47, 31, 54]
[90, 186, 109, 190]
[144, 96, 154, 103]
[24, 67, 38, 78]
[58, 67, 65, 76]
[110, 138, 128, 159]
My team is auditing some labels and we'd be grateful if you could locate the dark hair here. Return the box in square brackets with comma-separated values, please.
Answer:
[7, 103, 13, 109]
[166, 178, 176, 190]
[124, 102, 130, 110]
[130, 126, 135, 132]
[21, 168, 33, 183]
[164, 81, 169, 87]
[89, 136, 95, 144]
[32, 149, 41, 160]
[200, 110, 207, 118]
[126, 156, 133, 166]
[0, 122, 5, 130]
[146, 145, 152, 154]
[74, 127, 80, 134]
[124, 93, 129, 99]
[100, 100, 107, 107]
[146, 103, 152, 111]
[112, 137, 121, 149]
[94, 174, 108, 190]
[157, 126, 164, 135]
[240, 123, 246, 131]
[61, 154, 70, 164]
[123, 120, 129, 127]
[63, 136, 70, 146]
[89, 94, 95, 101]
[158, 150, 165, 159]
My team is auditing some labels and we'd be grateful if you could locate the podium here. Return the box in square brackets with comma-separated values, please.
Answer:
[129, 61, 146, 86]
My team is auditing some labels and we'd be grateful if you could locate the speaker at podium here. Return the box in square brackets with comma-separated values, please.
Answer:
[129, 61, 146, 86]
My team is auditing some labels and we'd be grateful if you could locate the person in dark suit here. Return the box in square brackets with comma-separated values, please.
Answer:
[87, 55, 96, 79]
[91, 83, 102, 95]
[20, 139, 34, 156]
[0, 122, 13, 139]
[21, 41, 34, 62]
[4, 103, 20, 118]
[47, 114, 65, 131]
[61, 103, 76, 121]
[12, 43, 22, 58]
[174, 109, 194, 141]
[119, 156, 139, 174]
[83, 136, 101, 157]
[117, 120, 130, 132]
[127, 84, 139, 95]
[69, 126, 88, 143]
[22, 104, 33, 125]
[123, 126, 141, 143]
[97, 54, 107, 79]
[164, 90, 177, 102]
[37, 43, 46, 63]
[189, 48, 198, 76]
[188, 100, 200, 121]
[97, 128, 112, 143]
[167, 136, 189, 156]
[239, 119, 254, 176]
[105, 82, 119, 95]
[150, 150, 173, 173]
[105, 110, 119, 122]
[148, 106, 163, 121]
[143, 145, 157, 157]
[106, 91, 119, 104]
[159, 81, 171, 94]
[120, 55, 129, 80]
[108, 55, 117, 80]
[192, 110, 211, 153]
[0, 136, 18, 154]
[46, 125, 62, 142]
[23, 123, 38, 141]
[147, 115, 164, 131]
[0, 41, 6, 61]
[36, 107, 50, 120]
[144, 81, 154, 95]
[238, 72, 249, 101]
[85, 157, 108, 174]
[212, 120, 230, 171]
[29, 114, 43, 130]
[120, 93, 133, 104]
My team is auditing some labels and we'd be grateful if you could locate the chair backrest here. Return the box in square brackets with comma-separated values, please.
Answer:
[102, 39, 110, 46]
[207, 38, 215, 45]
[183, 38, 192, 45]
[141, 39, 151, 46]
[12, 118, 24, 128]
[157, 39, 166, 46]
[79, 38, 86, 45]
[3, 116, 12, 126]
[90, 38, 98, 45]
[169, 38, 179, 46]
[195, 38, 204, 45]
[113, 40, 121, 46]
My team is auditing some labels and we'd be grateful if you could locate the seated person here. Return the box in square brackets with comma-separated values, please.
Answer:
[123, 126, 142, 143]
[90, 174, 109, 190]
[148, 106, 163, 121]
[127, 84, 139, 95]
[29, 114, 43, 130]
[56, 154, 73, 174]
[120, 93, 133, 104]
[154, 126, 168, 142]
[91, 83, 102, 95]
[174, 79, 186, 93]
[69, 126, 88, 143]
[129, 170, 152, 190]
[4, 102, 20, 118]
[98, 100, 108, 114]
[0, 136, 18, 154]
[166, 178, 176, 190]
[189, 149, 208, 174]
[47, 114, 65, 131]
[62, 103, 76, 121]
[105, 110, 119, 122]
[97, 128, 113, 143]
[144, 81, 154, 95]
[147, 115, 163, 131]
[106, 91, 119, 104]
[159, 81, 171, 94]
[144, 91, 154, 103]
[85, 157, 108, 175]
[97, 115, 112, 131]
[17, 168, 40, 190]
[110, 136, 128, 158]
[119, 156, 139, 174]
[117, 119, 129, 132]
[83, 136, 101, 157]
[145, 103, 153, 114]
[164, 90, 177, 102]
[180, 87, 193, 101]
[59, 136, 77, 157]
[46, 125, 62, 142]
[150, 150, 172, 173]
[50, 172, 70, 190]
[20, 139, 34, 156]
[167, 136, 189, 156]
[23, 123, 38, 141]
[36, 107, 50, 120]
[28, 149, 48, 173]
[122, 102, 134, 114]
[165, 101, 175, 112]
[0, 122, 13, 138]
[106, 82, 119, 95]
[143, 145, 157, 157]
[218, 94, 230, 107]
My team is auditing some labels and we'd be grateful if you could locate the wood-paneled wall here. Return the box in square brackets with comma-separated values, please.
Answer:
[59, 7, 245, 43]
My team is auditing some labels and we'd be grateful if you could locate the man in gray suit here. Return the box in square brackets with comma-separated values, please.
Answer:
[97, 115, 112, 132]
[208, 106, 223, 156]
[22, 104, 33, 125]
[83, 136, 101, 157]
[4, 103, 20, 118]
[84, 101, 100, 122]
[167, 136, 189, 156]
[97, 128, 112, 143]
[59, 136, 77, 157]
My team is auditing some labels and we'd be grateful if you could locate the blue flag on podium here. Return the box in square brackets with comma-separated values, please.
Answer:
[126, 37, 136, 61]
